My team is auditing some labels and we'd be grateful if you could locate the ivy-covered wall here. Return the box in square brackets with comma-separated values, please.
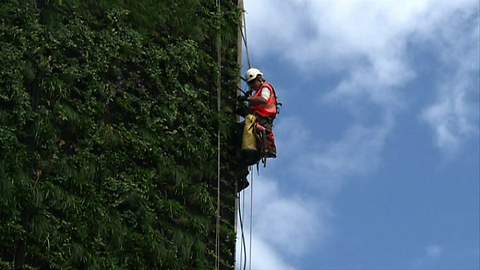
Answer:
[0, 0, 241, 269]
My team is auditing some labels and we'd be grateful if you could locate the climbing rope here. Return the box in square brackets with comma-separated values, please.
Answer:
[238, 166, 254, 270]
[239, 181, 247, 270]
[241, 8, 252, 69]
[248, 169, 254, 270]
[215, 0, 221, 269]
[238, 3, 257, 270]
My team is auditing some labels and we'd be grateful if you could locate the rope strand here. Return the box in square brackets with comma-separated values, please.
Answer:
[239, 187, 247, 270]
[241, 10, 252, 69]
[237, 3, 255, 269]
[248, 168, 254, 270]
[215, 0, 221, 269]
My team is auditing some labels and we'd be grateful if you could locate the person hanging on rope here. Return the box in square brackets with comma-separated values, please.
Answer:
[237, 68, 279, 161]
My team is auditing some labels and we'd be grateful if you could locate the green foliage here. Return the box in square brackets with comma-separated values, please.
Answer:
[0, 0, 241, 269]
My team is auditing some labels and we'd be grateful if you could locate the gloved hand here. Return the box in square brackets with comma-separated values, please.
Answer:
[237, 95, 248, 102]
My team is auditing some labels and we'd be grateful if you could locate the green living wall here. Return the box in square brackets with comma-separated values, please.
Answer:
[0, 0, 241, 269]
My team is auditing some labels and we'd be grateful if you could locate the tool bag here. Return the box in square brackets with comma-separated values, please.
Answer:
[241, 114, 261, 166]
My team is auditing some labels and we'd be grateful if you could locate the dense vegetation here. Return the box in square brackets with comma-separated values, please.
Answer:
[0, 0, 241, 269]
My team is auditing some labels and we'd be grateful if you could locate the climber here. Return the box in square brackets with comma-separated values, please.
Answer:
[237, 68, 278, 162]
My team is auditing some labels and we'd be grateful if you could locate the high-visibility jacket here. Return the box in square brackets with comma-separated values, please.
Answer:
[251, 83, 277, 119]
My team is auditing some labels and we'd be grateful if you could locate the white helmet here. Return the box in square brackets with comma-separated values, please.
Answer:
[245, 68, 263, 83]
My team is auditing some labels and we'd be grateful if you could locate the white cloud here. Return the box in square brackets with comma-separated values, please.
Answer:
[273, 116, 310, 157]
[275, 114, 393, 194]
[254, 181, 331, 256]
[409, 245, 443, 269]
[236, 176, 332, 269]
[421, 76, 479, 156]
[249, 237, 295, 270]
[419, 7, 479, 156]
[300, 122, 391, 192]
[236, 230, 295, 270]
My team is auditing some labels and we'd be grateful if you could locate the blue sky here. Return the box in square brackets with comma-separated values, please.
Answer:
[235, 1, 479, 269]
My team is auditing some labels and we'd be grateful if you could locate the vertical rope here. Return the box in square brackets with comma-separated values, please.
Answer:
[235, 1, 245, 269]
[237, 2, 257, 269]
[215, 0, 221, 269]
[248, 169, 254, 270]
[241, 10, 251, 69]
[239, 4, 255, 269]
[241, 167, 248, 270]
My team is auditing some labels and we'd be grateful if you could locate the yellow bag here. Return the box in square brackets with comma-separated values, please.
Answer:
[242, 114, 258, 151]
[241, 114, 261, 165]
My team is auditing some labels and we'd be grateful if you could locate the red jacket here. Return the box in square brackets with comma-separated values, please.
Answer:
[251, 83, 277, 119]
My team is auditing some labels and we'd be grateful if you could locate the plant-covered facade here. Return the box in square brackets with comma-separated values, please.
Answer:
[0, 0, 241, 269]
